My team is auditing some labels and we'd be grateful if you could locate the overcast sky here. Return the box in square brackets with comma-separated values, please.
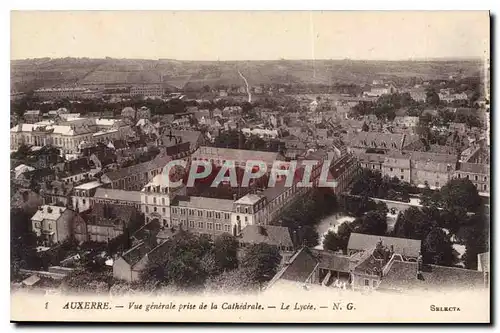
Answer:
[11, 11, 490, 61]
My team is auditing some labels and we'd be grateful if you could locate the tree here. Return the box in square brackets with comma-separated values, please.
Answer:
[454, 210, 489, 269]
[240, 243, 282, 285]
[323, 231, 341, 252]
[361, 122, 369, 132]
[425, 88, 440, 106]
[336, 222, 354, 254]
[392, 207, 436, 240]
[440, 178, 481, 213]
[213, 233, 239, 273]
[140, 231, 214, 290]
[422, 227, 457, 266]
[356, 211, 388, 236]
[205, 268, 258, 294]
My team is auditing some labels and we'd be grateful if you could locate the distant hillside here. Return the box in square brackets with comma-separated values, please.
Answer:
[10, 58, 483, 92]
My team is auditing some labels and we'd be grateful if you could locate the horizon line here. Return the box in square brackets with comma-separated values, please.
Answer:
[10, 56, 485, 62]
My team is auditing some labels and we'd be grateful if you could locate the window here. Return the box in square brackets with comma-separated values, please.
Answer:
[198, 210, 203, 217]
[466, 175, 469, 180]
[181, 219, 187, 227]
[475, 175, 478, 181]
[35, 222, 40, 228]
[364, 279, 369, 286]
[172, 208, 177, 214]
[146, 206, 149, 213]
[83, 199, 86, 204]
[400, 169, 404, 173]
[484, 176, 487, 181]
[198, 221, 204, 229]
[162, 208, 166, 213]
[372, 280, 377, 288]
[208, 222, 213, 230]
[216, 223, 221, 231]
[390, 168, 393, 172]
[153, 197, 156, 204]
[172, 218, 179, 226]
[245, 216, 248, 222]
[208, 211, 213, 218]
[244, 207, 248, 214]
[215, 212, 221, 219]
[224, 225, 230, 232]
[189, 209, 194, 216]
[162, 198, 165, 205]
[154, 207, 157, 212]
[400, 175, 404, 180]
[162, 219, 167, 226]
[189, 220, 194, 228]
[180, 208, 186, 215]
[224, 213, 230, 220]
[483, 184, 487, 191]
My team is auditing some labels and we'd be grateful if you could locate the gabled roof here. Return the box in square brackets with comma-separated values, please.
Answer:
[458, 162, 489, 175]
[348, 233, 422, 258]
[378, 260, 486, 292]
[239, 225, 293, 248]
[310, 249, 351, 273]
[31, 205, 68, 222]
[120, 242, 152, 267]
[102, 154, 171, 181]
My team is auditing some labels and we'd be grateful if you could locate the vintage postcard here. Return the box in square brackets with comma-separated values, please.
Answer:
[10, 11, 490, 323]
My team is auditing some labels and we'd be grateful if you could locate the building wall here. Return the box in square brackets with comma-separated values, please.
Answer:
[351, 273, 380, 290]
[455, 171, 489, 193]
[411, 168, 450, 188]
[170, 206, 232, 238]
[56, 210, 74, 243]
[112, 257, 133, 282]
[87, 224, 123, 242]
[382, 164, 411, 182]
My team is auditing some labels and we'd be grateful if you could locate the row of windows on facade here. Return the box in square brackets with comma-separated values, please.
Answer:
[361, 140, 398, 149]
[456, 173, 488, 182]
[147, 205, 231, 220]
[34, 222, 52, 230]
[171, 218, 231, 232]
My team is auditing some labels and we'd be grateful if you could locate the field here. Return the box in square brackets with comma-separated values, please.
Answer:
[11, 58, 483, 92]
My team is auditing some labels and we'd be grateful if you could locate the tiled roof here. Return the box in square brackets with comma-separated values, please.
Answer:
[347, 132, 406, 150]
[120, 242, 152, 267]
[31, 205, 68, 221]
[176, 196, 234, 212]
[93, 188, 142, 203]
[239, 225, 293, 248]
[310, 249, 351, 273]
[348, 233, 422, 258]
[271, 247, 319, 284]
[378, 260, 486, 292]
[103, 154, 171, 181]
[193, 146, 281, 164]
[458, 162, 489, 175]
[357, 152, 386, 164]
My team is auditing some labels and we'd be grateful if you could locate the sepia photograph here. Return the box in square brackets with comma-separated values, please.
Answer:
[9, 10, 490, 323]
